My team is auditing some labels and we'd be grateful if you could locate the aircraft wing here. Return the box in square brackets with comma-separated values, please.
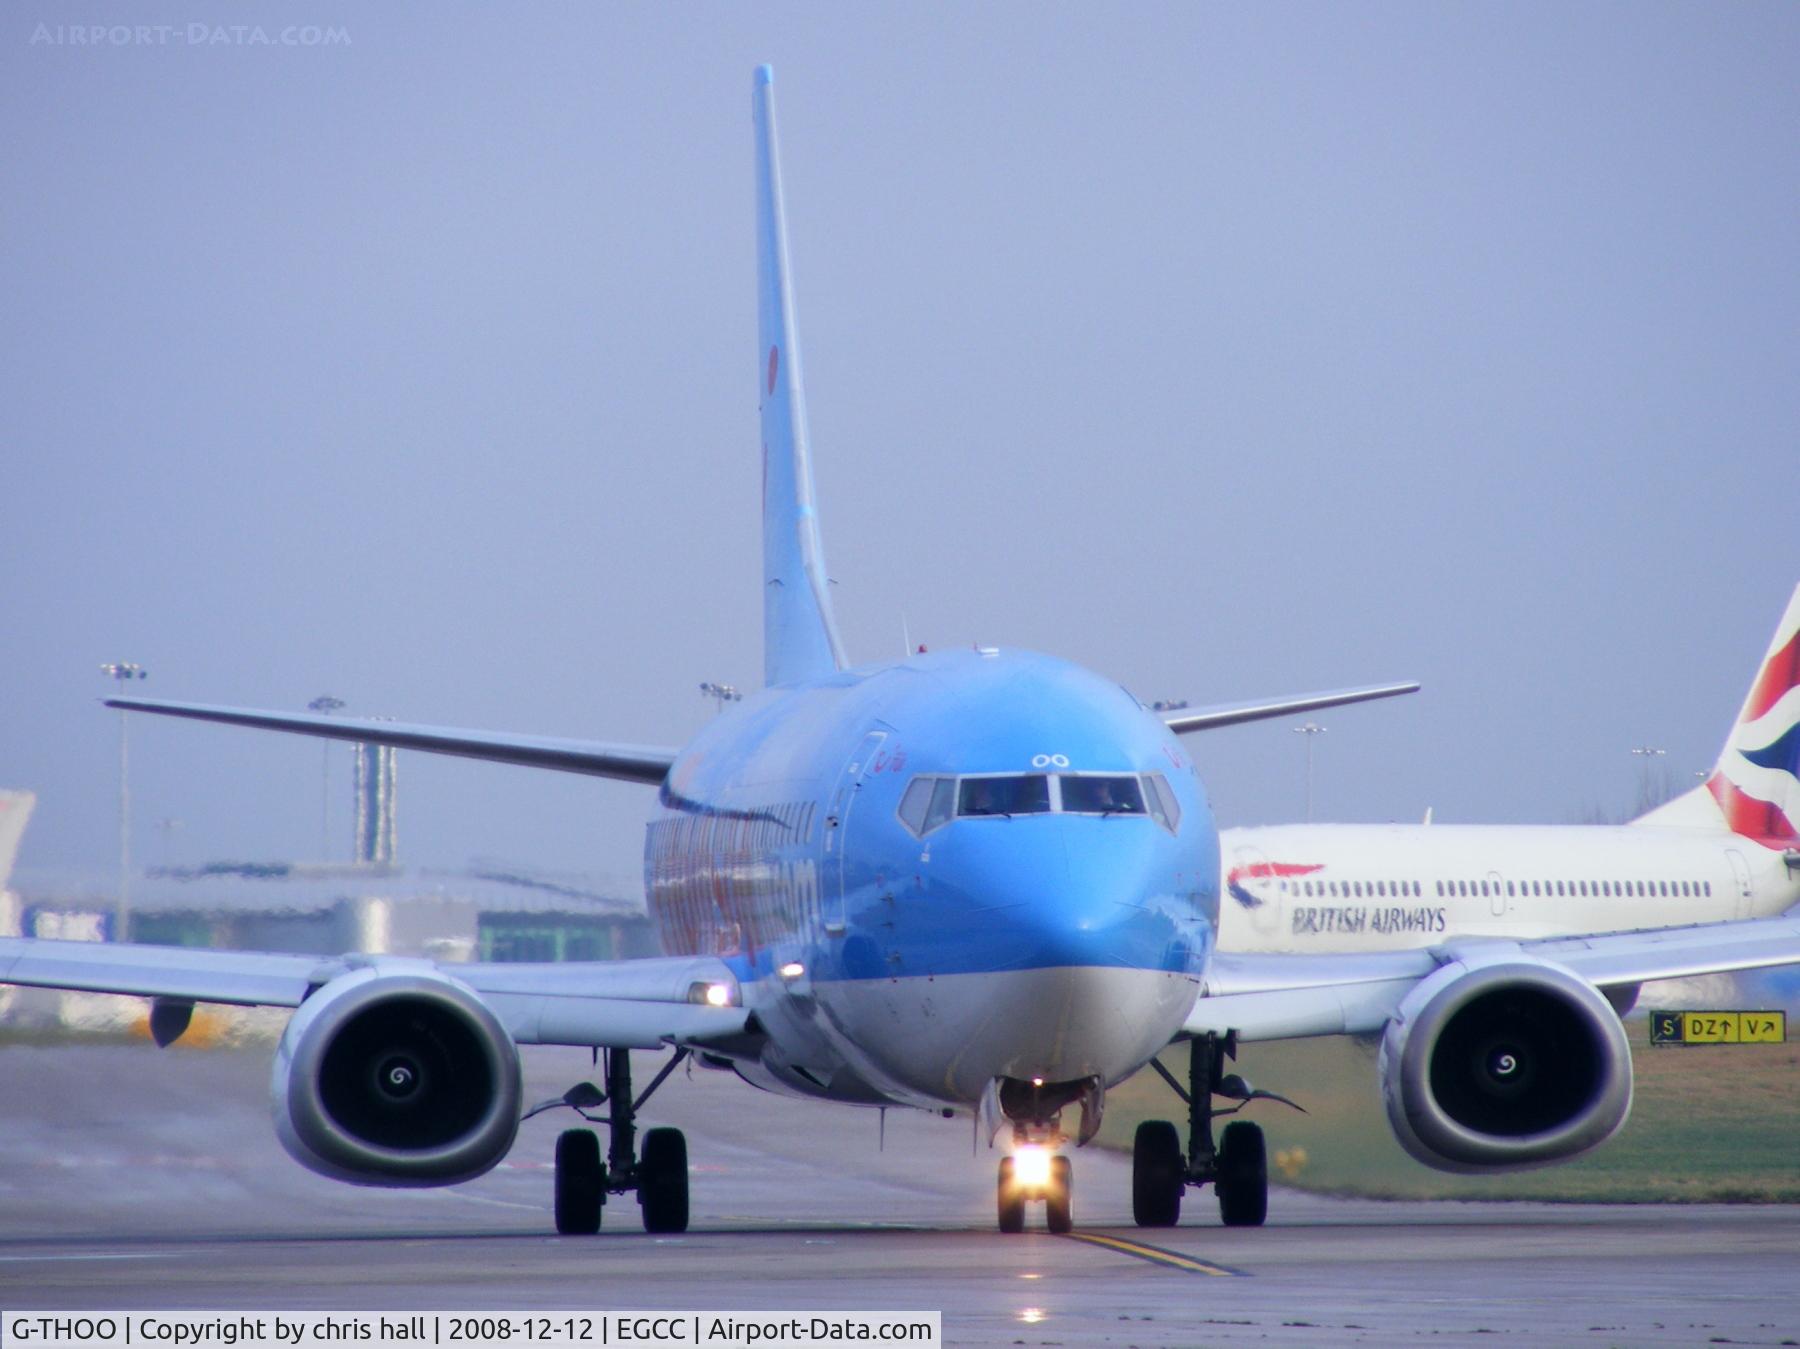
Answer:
[104, 697, 678, 786]
[0, 938, 749, 1050]
[1159, 682, 1420, 734]
[1185, 912, 1800, 1042]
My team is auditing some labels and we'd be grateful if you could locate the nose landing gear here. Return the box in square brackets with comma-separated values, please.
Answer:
[1133, 1031, 1300, 1228]
[996, 1140, 1073, 1234]
[529, 1048, 692, 1235]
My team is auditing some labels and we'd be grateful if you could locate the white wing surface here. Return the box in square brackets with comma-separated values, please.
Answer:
[1187, 913, 1800, 1042]
[1160, 682, 1420, 734]
[0, 938, 748, 1050]
[105, 697, 678, 785]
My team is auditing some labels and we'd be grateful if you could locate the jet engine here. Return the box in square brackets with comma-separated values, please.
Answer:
[1378, 956, 1632, 1173]
[272, 965, 522, 1186]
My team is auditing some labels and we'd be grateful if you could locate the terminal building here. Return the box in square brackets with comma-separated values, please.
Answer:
[0, 750, 654, 1029]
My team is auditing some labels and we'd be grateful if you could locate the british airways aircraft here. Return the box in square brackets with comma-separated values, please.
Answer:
[3, 69, 1799, 1238]
[1221, 586, 1800, 957]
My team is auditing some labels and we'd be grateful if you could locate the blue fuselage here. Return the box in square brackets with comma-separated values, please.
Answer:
[644, 648, 1219, 1111]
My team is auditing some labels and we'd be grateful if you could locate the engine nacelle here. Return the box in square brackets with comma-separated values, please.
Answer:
[272, 965, 522, 1186]
[1379, 956, 1632, 1173]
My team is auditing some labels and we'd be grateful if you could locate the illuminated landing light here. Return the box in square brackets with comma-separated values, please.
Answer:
[689, 980, 737, 1007]
[1031, 1076, 1044, 1087]
[779, 961, 806, 979]
[1017, 1309, 1046, 1325]
[1012, 1145, 1053, 1189]
[1018, 1273, 1042, 1281]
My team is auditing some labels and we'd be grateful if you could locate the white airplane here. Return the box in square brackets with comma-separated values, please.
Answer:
[1222, 586, 1800, 966]
[0, 70, 1797, 1238]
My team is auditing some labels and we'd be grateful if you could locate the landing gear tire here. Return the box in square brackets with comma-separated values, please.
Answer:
[996, 1157, 1025, 1234]
[1044, 1155, 1074, 1235]
[1132, 1119, 1183, 1228]
[1216, 1120, 1267, 1228]
[638, 1126, 690, 1234]
[554, 1128, 604, 1235]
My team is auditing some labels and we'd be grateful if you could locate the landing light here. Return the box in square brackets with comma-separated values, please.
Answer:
[779, 961, 806, 979]
[1012, 1145, 1053, 1188]
[689, 981, 736, 1007]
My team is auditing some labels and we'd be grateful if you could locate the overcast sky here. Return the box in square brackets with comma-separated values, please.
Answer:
[4, 3, 1796, 887]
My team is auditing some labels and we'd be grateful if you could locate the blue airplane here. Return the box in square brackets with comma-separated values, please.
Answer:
[5, 67, 1798, 1238]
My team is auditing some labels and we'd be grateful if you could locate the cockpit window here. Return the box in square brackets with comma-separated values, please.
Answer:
[923, 777, 957, 832]
[898, 777, 934, 834]
[898, 775, 960, 837]
[1059, 775, 1146, 815]
[958, 774, 1052, 817]
[1143, 773, 1181, 833]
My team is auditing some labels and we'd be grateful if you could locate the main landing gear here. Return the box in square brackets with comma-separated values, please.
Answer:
[530, 1048, 691, 1235]
[1133, 1031, 1302, 1229]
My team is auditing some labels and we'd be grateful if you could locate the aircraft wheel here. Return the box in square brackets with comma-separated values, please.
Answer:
[554, 1128, 604, 1235]
[1044, 1155, 1074, 1234]
[996, 1157, 1025, 1234]
[1216, 1120, 1267, 1228]
[1132, 1119, 1183, 1227]
[638, 1126, 689, 1233]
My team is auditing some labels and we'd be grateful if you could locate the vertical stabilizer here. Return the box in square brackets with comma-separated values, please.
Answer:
[1634, 584, 1800, 845]
[754, 65, 848, 688]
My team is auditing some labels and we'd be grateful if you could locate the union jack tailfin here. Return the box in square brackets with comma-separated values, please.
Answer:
[1634, 584, 1800, 846]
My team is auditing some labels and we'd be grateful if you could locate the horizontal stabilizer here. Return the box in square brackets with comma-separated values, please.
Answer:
[1159, 681, 1420, 735]
[104, 697, 677, 786]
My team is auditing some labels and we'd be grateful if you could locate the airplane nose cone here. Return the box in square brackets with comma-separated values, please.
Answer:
[948, 822, 1200, 975]
[823, 819, 1207, 1103]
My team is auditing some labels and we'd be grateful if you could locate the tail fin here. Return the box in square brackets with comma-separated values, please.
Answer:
[1634, 584, 1800, 846]
[753, 65, 848, 688]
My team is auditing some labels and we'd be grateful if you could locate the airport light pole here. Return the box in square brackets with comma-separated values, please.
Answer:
[1293, 722, 1326, 823]
[1631, 745, 1667, 815]
[100, 661, 147, 940]
[309, 696, 345, 859]
[699, 682, 742, 717]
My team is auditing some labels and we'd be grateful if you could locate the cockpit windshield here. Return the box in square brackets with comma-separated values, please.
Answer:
[957, 774, 1052, 817]
[898, 770, 1180, 836]
[1059, 774, 1146, 815]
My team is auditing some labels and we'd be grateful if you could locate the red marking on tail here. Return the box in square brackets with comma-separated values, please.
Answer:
[1706, 772, 1799, 847]
[1744, 628, 1800, 723]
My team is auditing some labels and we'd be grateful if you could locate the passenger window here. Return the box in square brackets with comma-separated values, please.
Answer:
[1061, 775, 1146, 815]
[898, 777, 934, 836]
[923, 777, 957, 833]
[958, 774, 1051, 817]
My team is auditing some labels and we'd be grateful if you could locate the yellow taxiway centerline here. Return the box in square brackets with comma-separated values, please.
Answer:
[1061, 1231, 1241, 1276]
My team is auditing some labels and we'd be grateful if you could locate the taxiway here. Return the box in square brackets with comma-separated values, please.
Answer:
[0, 1039, 1795, 1346]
